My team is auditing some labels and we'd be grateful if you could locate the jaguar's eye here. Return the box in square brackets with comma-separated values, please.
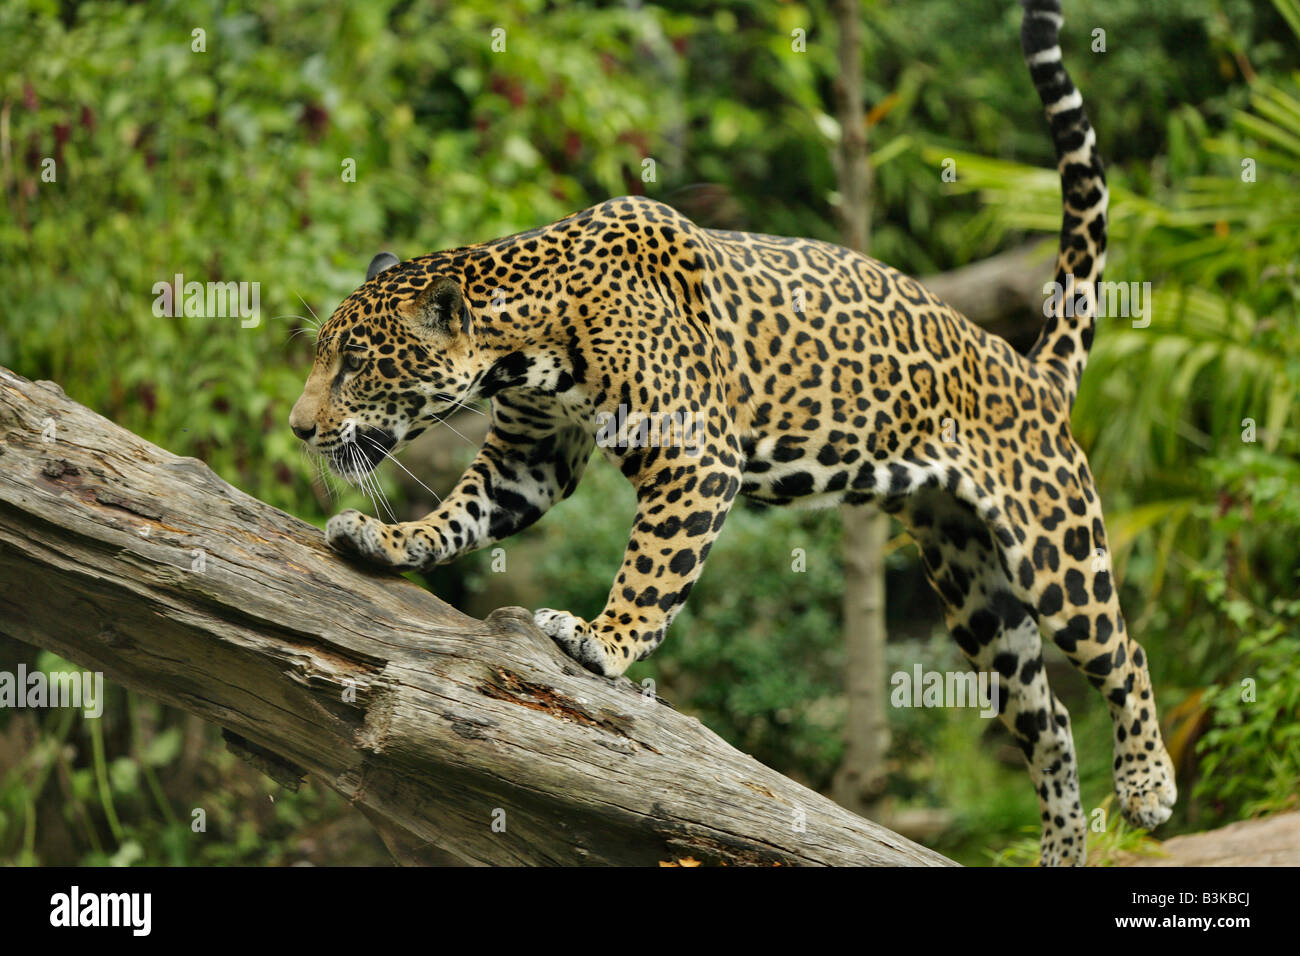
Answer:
[343, 351, 365, 372]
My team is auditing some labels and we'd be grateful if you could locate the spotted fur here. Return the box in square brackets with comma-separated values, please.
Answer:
[289, 0, 1174, 865]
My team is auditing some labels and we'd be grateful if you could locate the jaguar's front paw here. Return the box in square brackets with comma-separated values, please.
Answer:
[534, 609, 624, 677]
[325, 509, 412, 569]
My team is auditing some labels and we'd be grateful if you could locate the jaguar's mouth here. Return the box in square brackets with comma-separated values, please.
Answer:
[329, 426, 397, 477]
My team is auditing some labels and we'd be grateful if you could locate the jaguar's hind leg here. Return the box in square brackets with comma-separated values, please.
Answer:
[904, 489, 1086, 866]
[1018, 461, 1177, 831]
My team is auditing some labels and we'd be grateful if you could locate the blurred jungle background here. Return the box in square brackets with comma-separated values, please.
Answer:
[1, 0, 1297, 866]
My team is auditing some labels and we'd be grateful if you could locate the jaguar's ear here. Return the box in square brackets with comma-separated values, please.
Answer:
[366, 252, 400, 281]
[404, 277, 472, 337]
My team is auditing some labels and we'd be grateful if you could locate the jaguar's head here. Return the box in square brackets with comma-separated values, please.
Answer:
[289, 252, 478, 479]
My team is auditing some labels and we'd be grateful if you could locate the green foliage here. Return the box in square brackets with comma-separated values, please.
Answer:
[1194, 570, 1300, 819]
[0, 0, 671, 518]
[1, 0, 1296, 865]
[990, 795, 1166, 867]
[0, 646, 386, 865]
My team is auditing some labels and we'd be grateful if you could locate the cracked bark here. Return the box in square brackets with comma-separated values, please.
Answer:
[0, 366, 953, 867]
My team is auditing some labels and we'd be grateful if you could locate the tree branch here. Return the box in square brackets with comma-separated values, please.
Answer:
[0, 366, 953, 867]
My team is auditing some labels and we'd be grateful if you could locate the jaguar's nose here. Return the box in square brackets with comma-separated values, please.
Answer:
[292, 423, 316, 441]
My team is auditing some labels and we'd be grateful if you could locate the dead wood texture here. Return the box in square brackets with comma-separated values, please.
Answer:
[0, 365, 953, 867]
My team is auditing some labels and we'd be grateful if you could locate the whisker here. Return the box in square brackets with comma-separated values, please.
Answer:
[448, 381, 488, 417]
[296, 292, 321, 324]
[367, 465, 400, 523]
[276, 312, 324, 346]
[347, 441, 399, 523]
[444, 397, 487, 417]
[300, 444, 339, 507]
[320, 453, 341, 505]
[427, 410, 476, 446]
[345, 445, 378, 516]
[271, 313, 322, 329]
[322, 446, 348, 497]
[360, 434, 443, 505]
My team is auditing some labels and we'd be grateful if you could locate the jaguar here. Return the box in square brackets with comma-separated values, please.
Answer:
[289, 0, 1176, 865]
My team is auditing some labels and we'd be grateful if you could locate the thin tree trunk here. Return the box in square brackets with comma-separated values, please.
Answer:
[830, 0, 892, 818]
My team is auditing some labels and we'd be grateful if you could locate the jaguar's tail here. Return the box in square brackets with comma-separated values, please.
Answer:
[1020, 0, 1108, 407]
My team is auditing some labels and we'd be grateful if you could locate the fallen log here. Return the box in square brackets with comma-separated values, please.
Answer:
[0, 365, 953, 867]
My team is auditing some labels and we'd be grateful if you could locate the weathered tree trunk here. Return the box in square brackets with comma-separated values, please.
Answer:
[830, 0, 892, 819]
[0, 366, 953, 867]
